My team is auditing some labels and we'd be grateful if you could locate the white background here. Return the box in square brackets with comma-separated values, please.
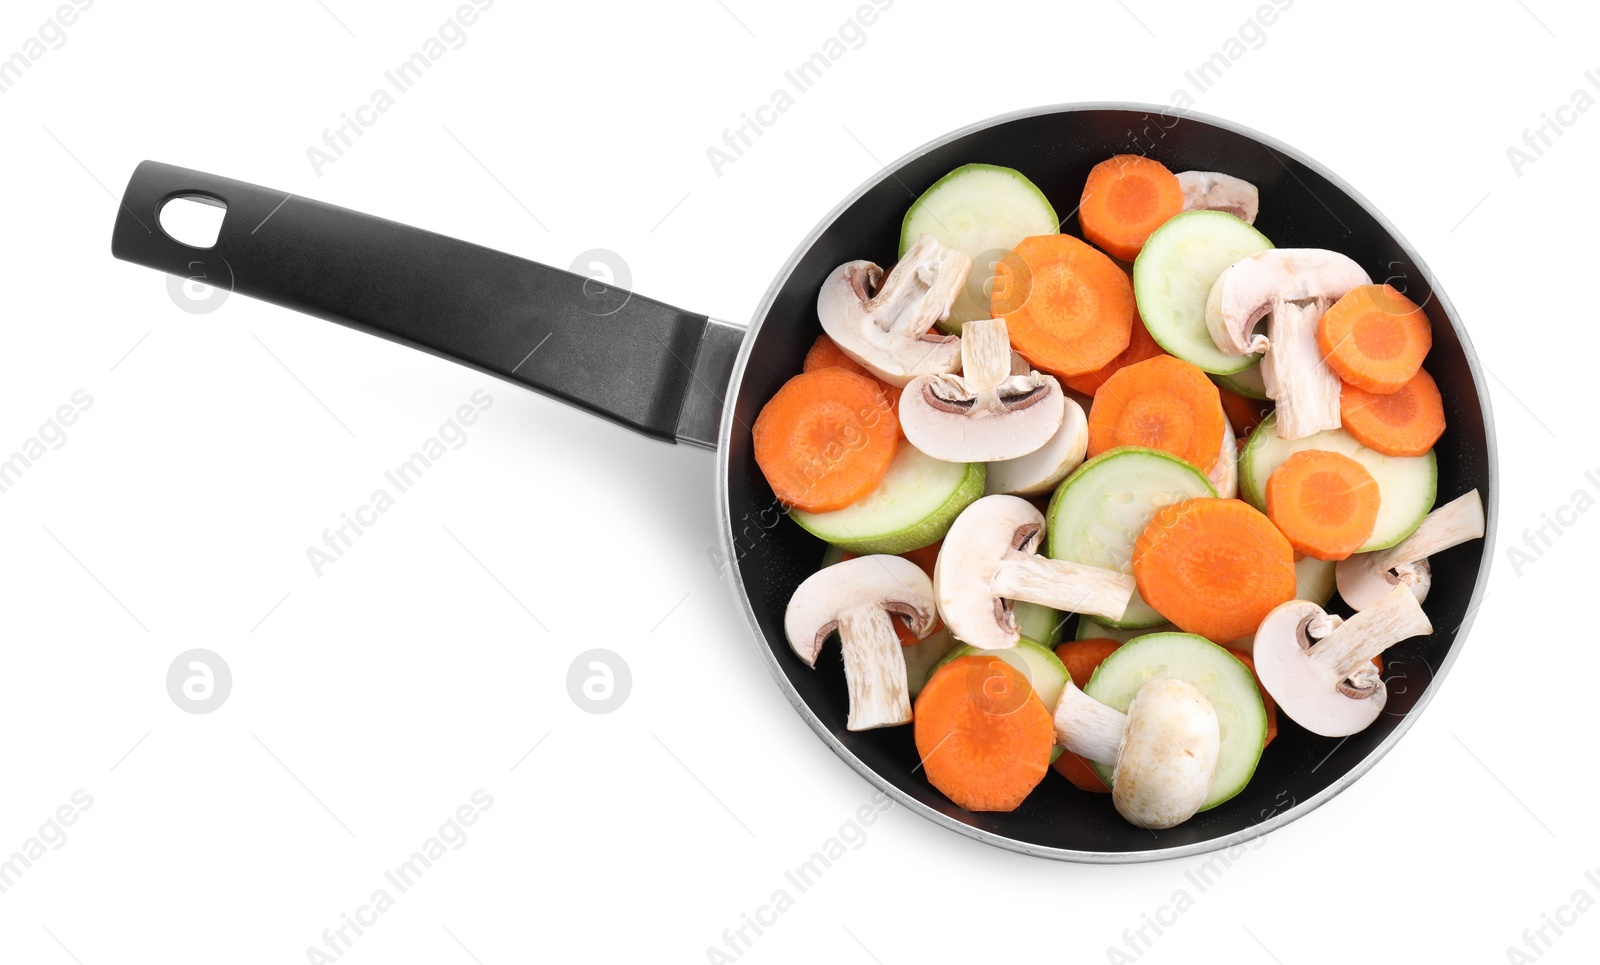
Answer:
[1, 0, 1596, 962]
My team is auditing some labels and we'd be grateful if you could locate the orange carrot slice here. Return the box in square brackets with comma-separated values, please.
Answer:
[992, 234, 1135, 378]
[752, 368, 898, 513]
[1050, 637, 1123, 793]
[1317, 284, 1432, 395]
[802, 334, 903, 415]
[1086, 355, 1226, 473]
[1217, 385, 1272, 440]
[1062, 311, 1167, 395]
[1078, 155, 1185, 262]
[1265, 450, 1381, 561]
[1340, 369, 1446, 457]
[914, 655, 1053, 812]
[1132, 498, 1296, 643]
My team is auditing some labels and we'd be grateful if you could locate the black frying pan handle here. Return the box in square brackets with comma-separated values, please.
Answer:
[111, 161, 738, 446]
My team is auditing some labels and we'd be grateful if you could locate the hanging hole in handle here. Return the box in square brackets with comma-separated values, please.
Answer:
[158, 194, 228, 249]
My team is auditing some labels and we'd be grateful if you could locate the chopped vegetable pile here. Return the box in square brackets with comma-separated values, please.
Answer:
[758, 154, 1486, 830]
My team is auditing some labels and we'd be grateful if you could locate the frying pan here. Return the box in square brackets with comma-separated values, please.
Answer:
[110, 103, 1496, 862]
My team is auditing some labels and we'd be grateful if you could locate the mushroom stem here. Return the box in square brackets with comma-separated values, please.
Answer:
[960, 317, 1013, 391]
[1260, 300, 1342, 439]
[836, 606, 913, 731]
[1053, 682, 1127, 765]
[1373, 490, 1486, 573]
[991, 553, 1136, 623]
[1310, 584, 1433, 683]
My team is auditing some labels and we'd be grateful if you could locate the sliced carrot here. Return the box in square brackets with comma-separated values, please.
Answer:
[752, 368, 898, 513]
[844, 541, 942, 644]
[1132, 498, 1296, 643]
[1317, 284, 1432, 395]
[914, 655, 1053, 812]
[1077, 155, 1185, 262]
[1086, 355, 1226, 473]
[1050, 638, 1123, 794]
[1340, 369, 1446, 457]
[992, 234, 1135, 378]
[803, 334, 904, 417]
[1217, 385, 1273, 440]
[1054, 638, 1122, 691]
[1226, 649, 1278, 748]
[1051, 748, 1111, 793]
[1062, 311, 1167, 395]
[1265, 450, 1381, 560]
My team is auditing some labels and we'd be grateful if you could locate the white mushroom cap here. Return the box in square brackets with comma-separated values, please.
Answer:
[1176, 171, 1260, 224]
[1112, 678, 1221, 829]
[816, 234, 969, 387]
[934, 495, 1135, 650]
[983, 396, 1089, 496]
[1205, 249, 1371, 439]
[1252, 585, 1433, 737]
[1337, 490, 1485, 611]
[1208, 419, 1238, 499]
[785, 555, 937, 731]
[900, 318, 1066, 462]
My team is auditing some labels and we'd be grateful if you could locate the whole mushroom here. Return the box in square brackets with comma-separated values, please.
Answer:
[934, 494, 1135, 650]
[899, 318, 1067, 463]
[817, 233, 970, 387]
[1337, 490, 1485, 611]
[1252, 584, 1433, 737]
[1206, 249, 1371, 440]
[1053, 677, 1220, 829]
[785, 555, 938, 731]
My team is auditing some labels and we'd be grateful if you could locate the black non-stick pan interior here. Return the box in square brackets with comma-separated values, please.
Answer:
[722, 106, 1493, 858]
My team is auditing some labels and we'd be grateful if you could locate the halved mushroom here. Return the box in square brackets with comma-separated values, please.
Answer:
[1337, 490, 1485, 611]
[900, 318, 1066, 462]
[1176, 171, 1260, 224]
[934, 494, 1134, 650]
[1054, 677, 1219, 829]
[1252, 584, 1433, 737]
[785, 555, 937, 731]
[1205, 250, 1371, 440]
[816, 233, 969, 387]
[983, 396, 1089, 496]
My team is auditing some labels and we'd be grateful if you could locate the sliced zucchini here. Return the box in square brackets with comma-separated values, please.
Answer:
[1212, 362, 1267, 400]
[904, 628, 961, 699]
[1239, 414, 1437, 552]
[933, 637, 1069, 712]
[1133, 211, 1273, 374]
[1014, 601, 1063, 646]
[1077, 617, 1177, 643]
[1085, 632, 1267, 810]
[793, 445, 983, 554]
[900, 164, 1059, 333]
[1046, 447, 1217, 629]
